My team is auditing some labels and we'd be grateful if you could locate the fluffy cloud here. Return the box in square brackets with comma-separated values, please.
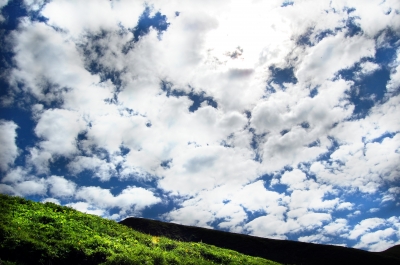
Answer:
[68, 156, 117, 181]
[0, 120, 18, 171]
[0, 0, 9, 22]
[75, 185, 161, 214]
[296, 32, 375, 85]
[46, 175, 76, 197]
[348, 217, 400, 251]
[34, 109, 86, 157]
[0, 167, 47, 196]
[66, 201, 106, 217]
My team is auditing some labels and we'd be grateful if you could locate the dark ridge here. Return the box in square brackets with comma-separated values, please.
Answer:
[119, 217, 400, 265]
[381, 245, 400, 259]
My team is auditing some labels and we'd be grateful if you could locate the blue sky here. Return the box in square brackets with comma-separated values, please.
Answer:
[1, 0, 400, 252]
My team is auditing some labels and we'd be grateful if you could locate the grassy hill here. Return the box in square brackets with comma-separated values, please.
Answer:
[119, 217, 400, 265]
[0, 194, 280, 265]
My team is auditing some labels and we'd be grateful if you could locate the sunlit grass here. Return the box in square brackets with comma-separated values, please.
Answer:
[0, 194, 281, 265]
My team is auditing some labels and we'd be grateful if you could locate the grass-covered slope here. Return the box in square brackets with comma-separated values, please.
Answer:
[0, 194, 280, 265]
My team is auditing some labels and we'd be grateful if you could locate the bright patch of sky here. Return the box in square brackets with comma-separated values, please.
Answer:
[1, 0, 400, 252]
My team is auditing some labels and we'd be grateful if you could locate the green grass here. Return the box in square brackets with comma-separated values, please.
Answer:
[0, 194, 281, 265]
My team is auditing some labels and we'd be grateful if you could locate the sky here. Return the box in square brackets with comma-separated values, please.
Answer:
[0, 0, 400, 252]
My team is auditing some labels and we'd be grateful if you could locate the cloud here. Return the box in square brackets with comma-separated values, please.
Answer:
[387, 48, 400, 95]
[354, 228, 398, 251]
[0, 120, 18, 171]
[323, 218, 349, 235]
[0, 167, 48, 196]
[75, 185, 161, 214]
[298, 234, 331, 244]
[42, 197, 60, 204]
[46, 175, 76, 198]
[11, 179, 47, 196]
[66, 201, 106, 216]
[348, 218, 386, 240]
[34, 109, 86, 157]
[158, 145, 259, 196]
[68, 156, 117, 181]
[0, 0, 10, 22]
[296, 32, 375, 85]
[41, 0, 142, 37]
[348, 217, 400, 251]
[358, 61, 380, 77]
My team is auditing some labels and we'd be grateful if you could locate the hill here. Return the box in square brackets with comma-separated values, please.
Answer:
[120, 217, 400, 265]
[0, 194, 279, 265]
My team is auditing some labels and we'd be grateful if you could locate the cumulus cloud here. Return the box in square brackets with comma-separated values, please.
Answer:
[296, 32, 375, 85]
[46, 175, 76, 198]
[68, 156, 117, 181]
[348, 217, 400, 251]
[75, 185, 161, 214]
[0, 120, 18, 171]
[0, 167, 48, 196]
[66, 201, 106, 217]
[42, 197, 60, 205]
[0, 0, 10, 22]
[34, 109, 86, 157]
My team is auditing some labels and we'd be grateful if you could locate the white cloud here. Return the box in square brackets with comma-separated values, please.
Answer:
[10, 20, 99, 102]
[0, 167, 48, 196]
[387, 48, 400, 95]
[68, 156, 117, 181]
[0, 0, 9, 8]
[280, 169, 308, 190]
[0, 0, 9, 22]
[354, 228, 398, 252]
[288, 188, 338, 211]
[0, 120, 18, 171]
[348, 218, 386, 240]
[244, 214, 299, 240]
[34, 109, 86, 157]
[41, 0, 136, 37]
[46, 175, 76, 197]
[335, 0, 400, 37]
[75, 185, 161, 214]
[158, 145, 259, 196]
[66, 201, 106, 216]
[27, 147, 52, 174]
[13, 179, 48, 196]
[253, 79, 353, 172]
[23, 0, 47, 11]
[1, 167, 28, 183]
[296, 32, 375, 85]
[42, 197, 60, 205]
[358, 61, 380, 77]
[323, 218, 349, 235]
[298, 234, 331, 244]
[337, 202, 354, 211]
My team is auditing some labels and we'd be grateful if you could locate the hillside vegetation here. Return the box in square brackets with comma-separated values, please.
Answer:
[0, 194, 280, 265]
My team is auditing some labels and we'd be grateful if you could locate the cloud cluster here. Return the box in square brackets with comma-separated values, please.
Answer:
[0, 120, 18, 171]
[0, 168, 160, 218]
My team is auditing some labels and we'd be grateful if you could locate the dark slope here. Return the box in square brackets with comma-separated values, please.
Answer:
[120, 217, 400, 265]
[381, 245, 400, 259]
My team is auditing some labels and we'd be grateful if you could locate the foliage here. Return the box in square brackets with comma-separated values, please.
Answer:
[0, 194, 281, 265]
